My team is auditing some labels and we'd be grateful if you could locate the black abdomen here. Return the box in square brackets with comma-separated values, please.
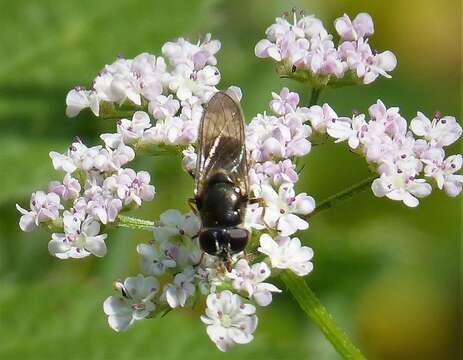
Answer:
[197, 173, 246, 228]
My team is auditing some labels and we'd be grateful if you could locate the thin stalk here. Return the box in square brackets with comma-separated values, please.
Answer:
[281, 271, 366, 360]
[115, 215, 155, 231]
[309, 87, 322, 106]
[310, 176, 376, 217]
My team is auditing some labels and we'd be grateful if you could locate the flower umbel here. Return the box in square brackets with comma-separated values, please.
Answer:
[15, 8, 461, 356]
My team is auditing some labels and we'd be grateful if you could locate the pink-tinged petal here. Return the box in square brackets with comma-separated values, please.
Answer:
[253, 290, 273, 306]
[258, 234, 278, 254]
[348, 135, 360, 149]
[402, 192, 419, 208]
[229, 327, 254, 344]
[444, 176, 463, 197]
[291, 260, 313, 276]
[353, 13, 374, 37]
[206, 325, 230, 352]
[408, 181, 432, 198]
[293, 194, 315, 214]
[255, 39, 272, 58]
[410, 112, 431, 137]
[103, 296, 131, 316]
[278, 214, 308, 236]
[86, 236, 107, 257]
[65, 89, 89, 117]
[108, 314, 133, 332]
[371, 177, 388, 197]
[327, 117, 353, 142]
[334, 14, 355, 40]
[386, 189, 405, 202]
[48, 235, 71, 256]
[377, 50, 397, 72]
[363, 71, 378, 84]
[18, 212, 36, 232]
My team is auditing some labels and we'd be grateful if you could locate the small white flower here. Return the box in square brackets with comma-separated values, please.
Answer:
[228, 259, 281, 306]
[104, 168, 155, 206]
[168, 64, 219, 102]
[93, 57, 143, 105]
[154, 209, 201, 243]
[201, 290, 258, 352]
[148, 94, 180, 120]
[371, 163, 432, 207]
[162, 34, 220, 70]
[137, 242, 176, 275]
[423, 153, 463, 197]
[86, 194, 122, 225]
[48, 174, 81, 200]
[255, 38, 282, 61]
[339, 39, 396, 84]
[249, 160, 299, 193]
[410, 112, 462, 147]
[49, 149, 78, 174]
[335, 13, 374, 41]
[306, 103, 338, 133]
[16, 191, 63, 232]
[327, 114, 367, 149]
[270, 87, 300, 115]
[225, 85, 242, 103]
[117, 111, 151, 144]
[246, 112, 311, 162]
[258, 234, 314, 276]
[181, 145, 197, 175]
[261, 183, 315, 236]
[243, 203, 266, 231]
[163, 267, 196, 308]
[65, 88, 99, 117]
[103, 274, 159, 332]
[48, 212, 107, 259]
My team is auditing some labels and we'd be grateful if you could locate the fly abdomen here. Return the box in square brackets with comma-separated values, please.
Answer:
[199, 179, 245, 228]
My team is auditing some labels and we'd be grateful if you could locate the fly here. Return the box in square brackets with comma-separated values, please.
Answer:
[192, 91, 250, 271]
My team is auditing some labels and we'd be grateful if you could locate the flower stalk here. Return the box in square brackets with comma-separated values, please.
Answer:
[310, 175, 376, 217]
[309, 87, 322, 106]
[115, 215, 155, 230]
[281, 271, 366, 360]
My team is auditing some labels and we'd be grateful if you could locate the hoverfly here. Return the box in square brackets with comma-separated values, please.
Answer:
[192, 91, 250, 271]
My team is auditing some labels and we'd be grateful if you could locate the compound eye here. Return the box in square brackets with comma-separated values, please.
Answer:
[229, 228, 249, 254]
[199, 229, 219, 255]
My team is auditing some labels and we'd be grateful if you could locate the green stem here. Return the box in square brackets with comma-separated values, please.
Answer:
[309, 87, 322, 106]
[281, 271, 366, 360]
[115, 215, 155, 231]
[310, 176, 376, 217]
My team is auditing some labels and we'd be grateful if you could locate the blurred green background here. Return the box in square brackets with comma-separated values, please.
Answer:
[0, 0, 461, 359]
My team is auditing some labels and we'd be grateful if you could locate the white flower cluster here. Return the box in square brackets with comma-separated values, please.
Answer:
[310, 100, 463, 206]
[103, 207, 313, 352]
[17, 138, 155, 258]
[255, 10, 396, 85]
[102, 90, 317, 351]
[244, 88, 316, 236]
[68, 34, 223, 148]
[16, 8, 462, 355]
[17, 34, 225, 258]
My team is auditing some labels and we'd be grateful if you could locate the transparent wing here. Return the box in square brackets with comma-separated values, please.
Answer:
[195, 91, 248, 198]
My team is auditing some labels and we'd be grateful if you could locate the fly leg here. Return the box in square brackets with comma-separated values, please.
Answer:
[194, 251, 205, 268]
[188, 197, 198, 215]
[248, 197, 264, 205]
[223, 254, 232, 273]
